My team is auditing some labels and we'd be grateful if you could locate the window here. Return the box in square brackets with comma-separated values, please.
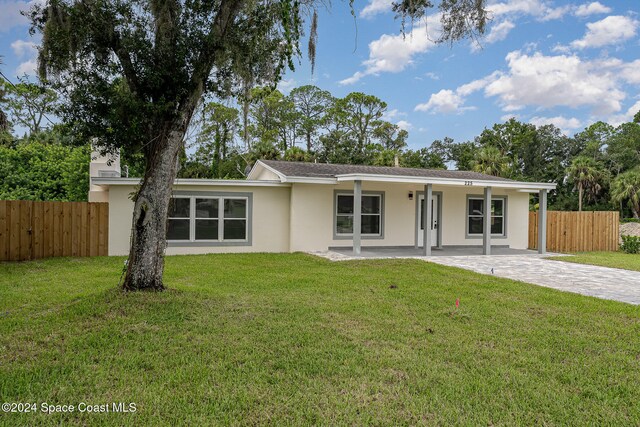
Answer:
[167, 195, 249, 243]
[467, 197, 505, 236]
[167, 197, 191, 240]
[335, 193, 383, 237]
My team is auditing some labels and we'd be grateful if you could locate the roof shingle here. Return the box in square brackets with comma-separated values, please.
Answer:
[260, 160, 515, 182]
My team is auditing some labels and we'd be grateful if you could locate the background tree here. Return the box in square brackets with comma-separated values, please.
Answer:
[471, 146, 510, 177]
[247, 88, 299, 152]
[290, 85, 331, 152]
[566, 156, 608, 211]
[195, 102, 240, 178]
[334, 92, 387, 162]
[611, 168, 640, 219]
[606, 122, 640, 175]
[0, 139, 89, 201]
[0, 77, 57, 135]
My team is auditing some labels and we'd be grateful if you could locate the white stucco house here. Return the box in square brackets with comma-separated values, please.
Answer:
[89, 156, 556, 257]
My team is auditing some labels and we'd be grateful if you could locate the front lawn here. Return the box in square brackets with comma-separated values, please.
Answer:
[548, 251, 640, 272]
[1, 254, 639, 425]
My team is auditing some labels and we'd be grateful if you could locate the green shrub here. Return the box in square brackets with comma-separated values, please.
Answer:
[620, 235, 640, 254]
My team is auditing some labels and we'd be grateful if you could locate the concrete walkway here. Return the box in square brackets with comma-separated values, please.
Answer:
[313, 251, 640, 305]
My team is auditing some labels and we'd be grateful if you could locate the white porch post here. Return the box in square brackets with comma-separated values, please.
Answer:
[424, 184, 433, 256]
[483, 186, 492, 255]
[538, 189, 547, 254]
[353, 180, 362, 256]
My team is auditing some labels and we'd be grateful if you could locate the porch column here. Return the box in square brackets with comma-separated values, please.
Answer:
[424, 184, 433, 256]
[483, 186, 492, 255]
[353, 180, 362, 256]
[538, 189, 547, 254]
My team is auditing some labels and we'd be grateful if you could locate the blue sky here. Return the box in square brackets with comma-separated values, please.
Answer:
[1, 0, 639, 151]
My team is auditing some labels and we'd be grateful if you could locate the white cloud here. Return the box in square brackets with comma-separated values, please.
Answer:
[360, 0, 393, 18]
[16, 59, 38, 76]
[11, 38, 39, 77]
[415, 72, 500, 114]
[396, 120, 412, 131]
[574, 2, 611, 17]
[339, 17, 441, 85]
[424, 72, 439, 80]
[484, 51, 627, 115]
[570, 15, 638, 49]
[530, 116, 582, 133]
[457, 72, 500, 96]
[420, 50, 639, 118]
[619, 59, 640, 84]
[11, 39, 36, 57]
[608, 100, 640, 127]
[383, 109, 405, 121]
[471, 20, 515, 52]
[487, 0, 570, 21]
[415, 89, 468, 114]
[277, 78, 296, 93]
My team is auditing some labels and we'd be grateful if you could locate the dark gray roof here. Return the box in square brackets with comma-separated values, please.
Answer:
[260, 160, 515, 182]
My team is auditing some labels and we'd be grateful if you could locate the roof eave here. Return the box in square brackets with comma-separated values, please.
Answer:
[90, 177, 290, 187]
[334, 173, 557, 190]
[247, 160, 287, 181]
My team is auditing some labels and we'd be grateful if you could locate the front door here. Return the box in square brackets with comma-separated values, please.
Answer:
[418, 194, 439, 247]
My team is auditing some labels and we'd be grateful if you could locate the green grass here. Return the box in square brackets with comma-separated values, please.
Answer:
[1, 254, 639, 426]
[549, 251, 640, 272]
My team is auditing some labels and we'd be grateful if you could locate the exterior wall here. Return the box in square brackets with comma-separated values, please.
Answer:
[289, 182, 416, 252]
[436, 186, 529, 249]
[107, 184, 291, 256]
[88, 188, 109, 203]
[105, 180, 531, 255]
[289, 182, 531, 252]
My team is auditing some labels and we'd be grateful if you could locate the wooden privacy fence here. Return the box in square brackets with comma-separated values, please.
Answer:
[0, 200, 108, 261]
[529, 211, 619, 253]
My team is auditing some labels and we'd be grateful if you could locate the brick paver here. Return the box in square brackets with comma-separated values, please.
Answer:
[425, 256, 640, 305]
[314, 251, 640, 305]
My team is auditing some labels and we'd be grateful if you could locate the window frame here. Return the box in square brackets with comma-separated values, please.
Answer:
[167, 196, 192, 241]
[333, 190, 385, 240]
[465, 195, 507, 239]
[167, 191, 252, 247]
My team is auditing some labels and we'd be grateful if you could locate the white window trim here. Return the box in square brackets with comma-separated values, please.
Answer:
[334, 192, 384, 238]
[168, 195, 249, 243]
[466, 196, 507, 238]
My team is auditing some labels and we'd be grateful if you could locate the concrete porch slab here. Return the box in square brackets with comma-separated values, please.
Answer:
[324, 246, 554, 258]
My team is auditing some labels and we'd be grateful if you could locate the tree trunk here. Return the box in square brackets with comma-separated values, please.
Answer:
[306, 132, 312, 152]
[578, 185, 583, 212]
[121, 126, 186, 291]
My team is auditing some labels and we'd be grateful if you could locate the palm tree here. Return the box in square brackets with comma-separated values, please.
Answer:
[611, 168, 640, 219]
[566, 156, 608, 211]
[471, 146, 510, 177]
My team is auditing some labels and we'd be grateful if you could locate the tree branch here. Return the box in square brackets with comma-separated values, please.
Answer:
[111, 34, 140, 94]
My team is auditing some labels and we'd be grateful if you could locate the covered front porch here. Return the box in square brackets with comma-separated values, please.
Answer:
[343, 178, 553, 257]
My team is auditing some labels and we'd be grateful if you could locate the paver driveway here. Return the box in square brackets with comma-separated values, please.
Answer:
[316, 251, 640, 305]
[426, 256, 640, 305]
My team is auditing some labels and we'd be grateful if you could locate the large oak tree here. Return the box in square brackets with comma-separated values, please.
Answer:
[29, 0, 487, 291]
